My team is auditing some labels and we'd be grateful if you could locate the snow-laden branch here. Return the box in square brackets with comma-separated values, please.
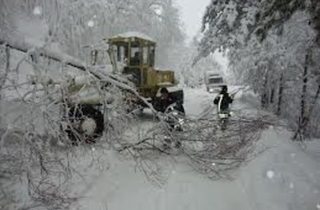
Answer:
[0, 37, 160, 113]
[118, 110, 275, 180]
[88, 69, 157, 112]
[0, 46, 10, 91]
[0, 37, 87, 72]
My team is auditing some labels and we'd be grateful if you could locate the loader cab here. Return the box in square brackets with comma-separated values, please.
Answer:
[101, 32, 180, 104]
[104, 32, 157, 90]
[106, 33, 155, 66]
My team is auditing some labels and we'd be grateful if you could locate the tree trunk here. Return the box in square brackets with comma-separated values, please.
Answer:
[293, 85, 320, 140]
[270, 87, 275, 104]
[300, 57, 308, 122]
[261, 76, 268, 108]
[0, 47, 10, 124]
[315, 86, 320, 102]
[0, 38, 87, 72]
[277, 73, 284, 115]
[293, 50, 310, 140]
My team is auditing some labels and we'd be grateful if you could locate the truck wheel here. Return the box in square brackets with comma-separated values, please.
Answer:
[65, 105, 104, 145]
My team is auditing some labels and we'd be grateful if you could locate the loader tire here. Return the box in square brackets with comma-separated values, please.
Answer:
[65, 105, 104, 145]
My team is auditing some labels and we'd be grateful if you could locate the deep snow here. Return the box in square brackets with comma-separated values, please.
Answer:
[1, 86, 319, 210]
[76, 87, 320, 210]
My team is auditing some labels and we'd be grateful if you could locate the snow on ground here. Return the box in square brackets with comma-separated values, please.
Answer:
[76, 87, 320, 210]
[240, 128, 320, 210]
[183, 85, 260, 118]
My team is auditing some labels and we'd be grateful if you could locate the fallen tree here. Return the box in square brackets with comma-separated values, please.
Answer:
[0, 37, 171, 208]
[0, 37, 273, 209]
[0, 38, 149, 209]
[118, 105, 276, 181]
[0, 37, 160, 113]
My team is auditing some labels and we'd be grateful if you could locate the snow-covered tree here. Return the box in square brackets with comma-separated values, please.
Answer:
[229, 11, 320, 138]
[197, 0, 320, 138]
[254, 0, 320, 44]
[197, 0, 320, 58]
[174, 38, 222, 87]
[196, 0, 259, 61]
[0, 0, 184, 67]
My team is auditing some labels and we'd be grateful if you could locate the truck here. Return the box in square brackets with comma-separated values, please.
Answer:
[204, 71, 225, 93]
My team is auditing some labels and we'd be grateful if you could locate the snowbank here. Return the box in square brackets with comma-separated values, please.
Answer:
[237, 128, 320, 210]
[76, 129, 320, 210]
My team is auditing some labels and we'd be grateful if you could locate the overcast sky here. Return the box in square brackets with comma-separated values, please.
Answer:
[174, 0, 229, 73]
[175, 0, 211, 42]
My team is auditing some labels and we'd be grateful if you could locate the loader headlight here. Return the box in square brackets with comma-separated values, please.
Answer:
[218, 113, 228, 119]
[178, 118, 184, 125]
[172, 111, 179, 116]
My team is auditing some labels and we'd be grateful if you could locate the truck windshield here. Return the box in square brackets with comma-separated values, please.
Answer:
[209, 77, 223, 84]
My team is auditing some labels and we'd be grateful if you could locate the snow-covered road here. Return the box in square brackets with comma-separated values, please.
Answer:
[78, 87, 320, 210]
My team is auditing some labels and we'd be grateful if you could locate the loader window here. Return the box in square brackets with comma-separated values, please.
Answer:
[150, 46, 155, 67]
[143, 47, 148, 65]
[117, 46, 128, 64]
[130, 47, 141, 66]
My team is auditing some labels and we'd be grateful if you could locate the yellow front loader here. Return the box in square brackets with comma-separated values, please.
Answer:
[27, 32, 184, 144]
[101, 32, 184, 110]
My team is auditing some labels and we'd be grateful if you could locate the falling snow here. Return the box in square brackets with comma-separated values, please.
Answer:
[266, 170, 275, 179]
[33, 6, 42, 16]
[88, 20, 95, 27]
[289, 183, 294, 189]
